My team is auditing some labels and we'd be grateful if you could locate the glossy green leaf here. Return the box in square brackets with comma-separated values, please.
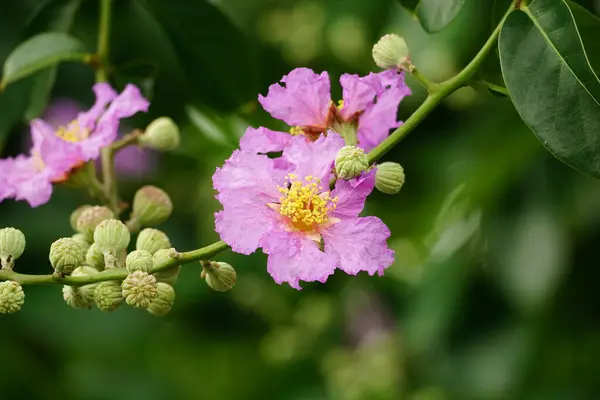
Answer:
[23, 0, 81, 120]
[397, 0, 465, 33]
[1, 32, 87, 88]
[141, 0, 259, 111]
[499, 0, 600, 178]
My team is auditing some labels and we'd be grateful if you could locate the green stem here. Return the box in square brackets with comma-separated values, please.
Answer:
[0, 241, 229, 286]
[95, 0, 111, 83]
[111, 130, 142, 153]
[367, 3, 513, 164]
[408, 66, 438, 93]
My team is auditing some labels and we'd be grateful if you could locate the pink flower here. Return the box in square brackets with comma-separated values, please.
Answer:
[241, 67, 411, 155]
[0, 83, 149, 207]
[213, 133, 394, 289]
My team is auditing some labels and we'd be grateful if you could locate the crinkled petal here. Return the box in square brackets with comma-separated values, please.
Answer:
[357, 86, 407, 152]
[9, 157, 53, 207]
[321, 217, 394, 276]
[331, 169, 376, 219]
[339, 73, 381, 120]
[31, 121, 82, 177]
[101, 84, 150, 120]
[78, 118, 118, 161]
[283, 132, 345, 183]
[371, 69, 412, 95]
[213, 150, 284, 199]
[239, 126, 294, 154]
[261, 228, 337, 289]
[215, 200, 278, 255]
[76, 83, 118, 130]
[258, 68, 331, 127]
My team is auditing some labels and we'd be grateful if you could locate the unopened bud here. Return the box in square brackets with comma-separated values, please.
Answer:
[71, 233, 91, 251]
[122, 271, 158, 309]
[126, 250, 153, 273]
[375, 162, 405, 194]
[201, 261, 236, 292]
[372, 34, 409, 69]
[49, 237, 86, 275]
[147, 282, 175, 317]
[94, 219, 130, 254]
[152, 248, 181, 285]
[0, 227, 25, 270]
[94, 281, 123, 311]
[139, 117, 180, 151]
[86, 243, 105, 271]
[76, 206, 114, 241]
[70, 205, 92, 231]
[136, 228, 171, 255]
[0, 281, 24, 314]
[62, 266, 99, 309]
[335, 146, 369, 179]
[129, 186, 173, 230]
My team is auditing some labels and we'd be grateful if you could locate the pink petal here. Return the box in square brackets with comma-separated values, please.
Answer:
[283, 132, 345, 183]
[9, 157, 53, 207]
[331, 169, 376, 219]
[339, 73, 381, 120]
[76, 83, 118, 130]
[261, 228, 337, 289]
[258, 68, 331, 127]
[321, 217, 394, 276]
[239, 126, 294, 154]
[102, 84, 150, 120]
[357, 86, 407, 152]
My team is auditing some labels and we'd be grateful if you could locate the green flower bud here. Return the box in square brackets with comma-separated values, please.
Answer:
[70, 205, 92, 231]
[372, 34, 409, 69]
[49, 237, 87, 275]
[152, 248, 181, 285]
[139, 117, 180, 151]
[0, 227, 26, 270]
[76, 206, 114, 242]
[0, 281, 24, 314]
[147, 282, 175, 317]
[136, 228, 171, 255]
[375, 162, 405, 195]
[94, 281, 123, 312]
[201, 261, 236, 292]
[93, 219, 130, 254]
[129, 186, 173, 230]
[126, 250, 153, 273]
[62, 266, 100, 309]
[71, 233, 91, 251]
[122, 271, 158, 309]
[85, 243, 105, 271]
[335, 146, 369, 179]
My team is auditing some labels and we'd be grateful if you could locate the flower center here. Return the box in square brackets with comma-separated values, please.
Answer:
[276, 174, 337, 232]
[56, 121, 89, 143]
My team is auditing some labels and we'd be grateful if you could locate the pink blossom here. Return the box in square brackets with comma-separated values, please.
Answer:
[213, 132, 394, 289]
[244, 67, 411, 155]
[0, 83, 149, 207]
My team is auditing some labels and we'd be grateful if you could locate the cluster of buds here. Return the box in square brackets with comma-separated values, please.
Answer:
[0, 228, 26, 314]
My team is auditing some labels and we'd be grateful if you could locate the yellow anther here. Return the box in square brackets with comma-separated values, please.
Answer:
[277, 175, 337, 232]
[56, 121, 90, 143]
[337, 99, 344, 110]
[289, 126, 304, 136]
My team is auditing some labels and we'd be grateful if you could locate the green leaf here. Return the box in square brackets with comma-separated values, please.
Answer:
[1, 32, 87, 88]
[141, 0, 259, 111]
[23, 0, 81, 120]
[397, 0, 465, 33]
[499, 0, 600, 178]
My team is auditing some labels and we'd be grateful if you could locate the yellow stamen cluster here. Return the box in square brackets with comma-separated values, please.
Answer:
[56, 121, 89, 143]
[277, 174, 337, 232]
[289, 126, 304, 136]
[336, 99, 345, 110]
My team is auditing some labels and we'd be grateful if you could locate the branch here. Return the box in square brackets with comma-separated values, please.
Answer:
[367, 2, 514, 164]
[0, 241, 229, 286]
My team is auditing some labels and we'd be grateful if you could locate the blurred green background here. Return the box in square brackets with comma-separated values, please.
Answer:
[2, 0, 600, 399]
